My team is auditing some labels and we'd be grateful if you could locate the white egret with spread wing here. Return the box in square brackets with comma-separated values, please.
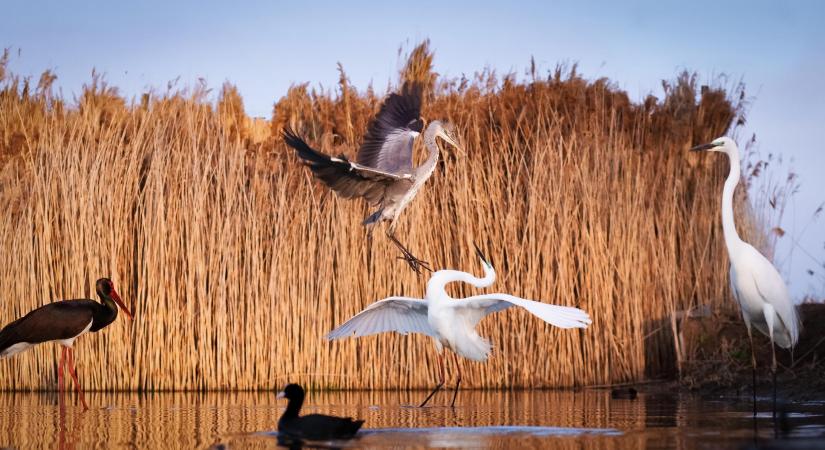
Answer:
[690, 137, 800, 418]
[326, 245, 591, 407]
[283, 83, 462, 273]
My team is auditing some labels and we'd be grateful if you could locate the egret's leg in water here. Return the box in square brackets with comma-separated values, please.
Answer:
[747, 325, 757, 419]
[450, 352, 462, 408]
[420, 352, 446, 407]
[763, 304, 778, 422]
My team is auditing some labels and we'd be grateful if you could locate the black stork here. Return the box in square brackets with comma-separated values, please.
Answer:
[0, 278, 132, 409]
[277, 383, 364, 443]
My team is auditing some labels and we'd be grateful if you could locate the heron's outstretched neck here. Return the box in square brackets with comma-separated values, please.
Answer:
[721, 148, 744, 255]
[415, 123, 441, 184]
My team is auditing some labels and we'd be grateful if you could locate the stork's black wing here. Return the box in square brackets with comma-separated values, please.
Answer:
[283, 129, 409, 205]
[356, 82, 423, 175]
[0, 300, 96, 351]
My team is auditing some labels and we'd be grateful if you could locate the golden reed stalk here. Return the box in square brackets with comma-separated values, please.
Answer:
[0, 45, 768, 391]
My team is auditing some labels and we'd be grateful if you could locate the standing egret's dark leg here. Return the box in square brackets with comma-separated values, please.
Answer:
[747, 327, 757, 419]
[450, 352, 462, 408]
[386, 230, 431, 274]
[771, 344, 777, 422]
[420, 352, 446, 407]
[66, 348, 89, 410]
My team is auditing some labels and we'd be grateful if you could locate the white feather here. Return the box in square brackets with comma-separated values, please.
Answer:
[326, 297, 436, 340]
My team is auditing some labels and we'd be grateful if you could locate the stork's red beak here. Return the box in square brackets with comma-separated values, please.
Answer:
[111, 289, 133, 320]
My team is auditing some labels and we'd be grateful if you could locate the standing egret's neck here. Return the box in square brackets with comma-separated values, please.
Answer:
[426, 264, 496, 304]
[721, 147, 744, 255]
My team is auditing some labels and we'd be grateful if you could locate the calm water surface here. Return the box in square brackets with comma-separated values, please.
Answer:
[0, 389, 823, 449]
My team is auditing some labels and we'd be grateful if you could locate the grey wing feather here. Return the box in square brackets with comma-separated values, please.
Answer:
[356, 83, 423, 175]
[283, 128, 407, 205]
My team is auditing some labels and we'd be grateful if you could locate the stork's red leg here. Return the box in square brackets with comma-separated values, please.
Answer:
[58, 347, 67, 393]
[66, 348, 89, 410]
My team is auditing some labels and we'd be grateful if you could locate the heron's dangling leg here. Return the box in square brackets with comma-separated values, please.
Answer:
[386, 229, 431, 274]
[450, 352, 462, 408]
[66, 348, 89, 410]
[58, 346, 67, 393]
[419, 352, 445, 407]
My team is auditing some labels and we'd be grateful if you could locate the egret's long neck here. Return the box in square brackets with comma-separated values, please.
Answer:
[426, 265, 496, 304]
[415, 123, 441, 183]
[721, 149, 744, 255]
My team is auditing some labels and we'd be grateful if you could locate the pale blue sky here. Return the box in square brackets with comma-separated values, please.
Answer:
[3, 0, 823, 299]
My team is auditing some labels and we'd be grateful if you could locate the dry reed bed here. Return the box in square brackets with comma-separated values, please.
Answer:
[0, 47, 766, 391]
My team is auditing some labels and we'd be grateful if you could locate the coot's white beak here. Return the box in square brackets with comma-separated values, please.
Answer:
[276, 391, 285, 399]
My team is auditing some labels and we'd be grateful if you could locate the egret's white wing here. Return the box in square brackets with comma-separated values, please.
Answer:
[745, 245, 800, 348]
[326, 296, 436, 340]
[450, 293, 592, 330]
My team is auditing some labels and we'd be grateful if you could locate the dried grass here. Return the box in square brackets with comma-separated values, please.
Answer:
[0, 44, 771, 391]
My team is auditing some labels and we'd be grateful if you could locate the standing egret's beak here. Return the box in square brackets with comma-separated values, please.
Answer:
[689, 142, 719, 152]
[276, 391, 285, 399]
[111, 288, 133, 320]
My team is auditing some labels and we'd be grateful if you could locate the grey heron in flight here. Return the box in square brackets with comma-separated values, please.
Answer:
[690, 137, 800, 419]
[326, 244, 592, 407]
[283, 83, 462, 273]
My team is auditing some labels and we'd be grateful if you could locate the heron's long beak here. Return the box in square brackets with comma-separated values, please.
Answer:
[448, 138, 465, 155]
[111, 289, 133, 320]
[439, 132, 465, 156]
[689, 142, 718, 152]
[276, 391, 285, 399]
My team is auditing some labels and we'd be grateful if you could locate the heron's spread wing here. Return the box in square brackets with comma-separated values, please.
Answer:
[283, 129, 410, 205]
[356, 83, 423, 175]
[450, 293, 592, 330]
[326, 296, 435, 340]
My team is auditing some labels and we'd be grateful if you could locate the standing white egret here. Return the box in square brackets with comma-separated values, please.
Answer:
[326, 245, 592, 407]
[690, 136, 800, 417]
[283, 82, 463, 274]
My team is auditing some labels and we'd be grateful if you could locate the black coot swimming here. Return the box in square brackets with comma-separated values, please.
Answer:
[277, 384, 364, 441]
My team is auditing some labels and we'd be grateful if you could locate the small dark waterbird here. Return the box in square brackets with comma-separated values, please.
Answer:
[277, 383, 364, 442]
[0, 278, 133, 409]
[283, 82, 463, 274]
[690, 137, 800, 421]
